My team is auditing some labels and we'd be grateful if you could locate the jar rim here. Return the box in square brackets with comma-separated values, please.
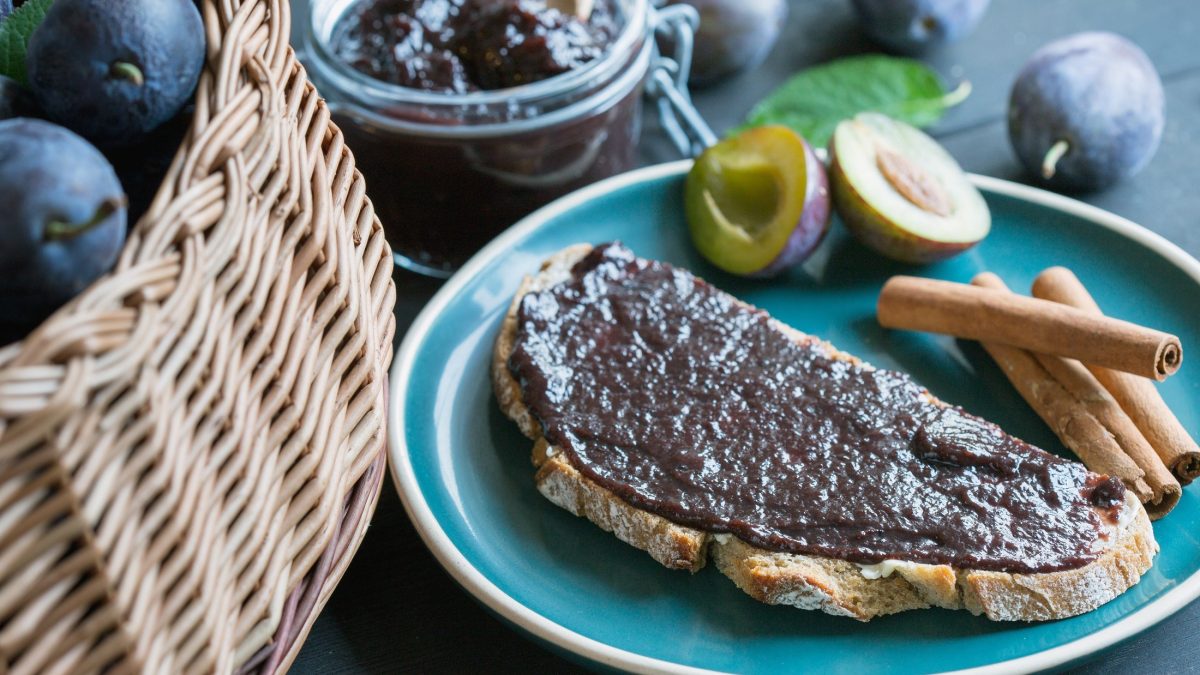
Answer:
[307, 0, 649, 108]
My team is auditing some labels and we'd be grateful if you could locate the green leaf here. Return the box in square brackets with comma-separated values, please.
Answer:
[0, 0, 54, 85]
[743, 54, 969, 148]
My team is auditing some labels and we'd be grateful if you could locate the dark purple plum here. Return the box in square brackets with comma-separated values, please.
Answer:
[1008, 32, 1164, 192]
[0, 119, 127, 345]
[0, 75, 38, 120]
[0, 0, 11, 20]
[26, 0, 204, 148]
[669, 0, 787, 85]
[851, 0, 990, 54]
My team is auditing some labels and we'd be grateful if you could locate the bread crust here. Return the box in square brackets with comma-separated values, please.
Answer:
[493, 245, 1158, 622]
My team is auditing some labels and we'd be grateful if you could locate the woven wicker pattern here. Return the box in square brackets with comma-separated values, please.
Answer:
[0, 0, 396, 672]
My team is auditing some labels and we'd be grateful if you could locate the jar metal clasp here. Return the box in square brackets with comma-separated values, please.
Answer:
[646, 1, 717, 158]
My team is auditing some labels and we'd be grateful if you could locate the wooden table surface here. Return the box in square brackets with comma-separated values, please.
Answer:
[291, 0, 1200, 671]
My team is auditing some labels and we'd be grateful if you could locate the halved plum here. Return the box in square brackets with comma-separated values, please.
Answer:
[830, 112, 989, 263]
[685, 125, 831, 277]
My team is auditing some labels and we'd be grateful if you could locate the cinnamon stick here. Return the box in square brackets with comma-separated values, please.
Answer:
[970, 273, 1155, 509]
[1032, 352, 1180, 518]
[1033, 266, 1200, 484]
[878, 276, 1183, 380]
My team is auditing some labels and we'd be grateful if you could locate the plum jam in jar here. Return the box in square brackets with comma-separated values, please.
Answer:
[303, 0, 656, 277]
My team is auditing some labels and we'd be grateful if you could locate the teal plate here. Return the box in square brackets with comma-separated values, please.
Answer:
[388, 161, 1200, 674]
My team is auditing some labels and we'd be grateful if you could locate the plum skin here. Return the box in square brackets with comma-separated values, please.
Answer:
[0, 119, 127, 343]
[754, 139, 830, 277]
[1008, 32, 1164, 192]
[851, 0, 990, 54]
[27, 0, 204, 148]
[670, 0, 788, 85]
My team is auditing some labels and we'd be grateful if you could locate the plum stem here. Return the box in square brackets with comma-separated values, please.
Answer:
[109, 61, 145, 86]
[44, 197, 126, 241]
[941, 80, 972, 108]
[1042, 140, 1070, 179]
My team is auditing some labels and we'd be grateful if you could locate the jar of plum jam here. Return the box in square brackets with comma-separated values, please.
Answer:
[303, 0, 705, 277]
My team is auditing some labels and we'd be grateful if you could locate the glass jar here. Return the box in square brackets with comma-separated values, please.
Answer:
[303, 0, 664, 278]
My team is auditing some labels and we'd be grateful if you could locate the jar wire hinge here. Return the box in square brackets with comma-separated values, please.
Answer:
[647, 2, 717, 158]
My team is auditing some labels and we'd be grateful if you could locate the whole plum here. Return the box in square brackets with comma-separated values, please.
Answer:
[0, 119, 127, 344]
[1008, 32, 1164, 192]
[0, 75, 38, 120]
[851, 0, 990, 54]
[670, 0, 787, 85]
[27, 0, 204, 148]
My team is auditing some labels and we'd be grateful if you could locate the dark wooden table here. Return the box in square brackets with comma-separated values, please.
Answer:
[292, 0, 1200, 671]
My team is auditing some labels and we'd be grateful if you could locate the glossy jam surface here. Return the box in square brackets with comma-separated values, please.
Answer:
[508, 243, 1123, 573]
[331, 0, 618, 93]
[323, 0, 637, 273]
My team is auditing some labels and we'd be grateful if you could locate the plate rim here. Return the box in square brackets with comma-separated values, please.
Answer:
[387, 159, 1200, 675]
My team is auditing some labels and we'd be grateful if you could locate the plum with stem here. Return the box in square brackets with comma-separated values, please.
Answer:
[26, 0, 204, 148]
[0, 119, 127, 344]
[1008, 32, 1164, 193]
[851, 0, 990, 55]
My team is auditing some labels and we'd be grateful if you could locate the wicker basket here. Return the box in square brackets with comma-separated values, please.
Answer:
[0, 0, 396, 672]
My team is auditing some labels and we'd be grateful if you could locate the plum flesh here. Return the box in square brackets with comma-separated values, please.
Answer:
[851, 0, 990, 54]
[686, 126, 830, 277]
[0, 75, 37, 121]
[0, 119, 127, 344]
[1007, 32, 1164, 192]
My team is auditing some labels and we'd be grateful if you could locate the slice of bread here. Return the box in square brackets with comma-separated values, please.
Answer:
[492, 245, 1158, 622]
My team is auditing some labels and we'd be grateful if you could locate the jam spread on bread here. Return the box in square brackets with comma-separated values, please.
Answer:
[508, 243, 1125, 573]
